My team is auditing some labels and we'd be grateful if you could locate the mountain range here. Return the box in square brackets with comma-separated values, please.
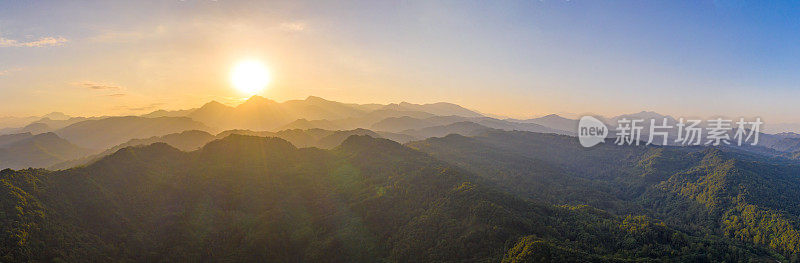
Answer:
[1, 96, 799, 171]
[2, 96, 800, 261]
[0, 133, 781, 262]
[0, 132, 90, 169]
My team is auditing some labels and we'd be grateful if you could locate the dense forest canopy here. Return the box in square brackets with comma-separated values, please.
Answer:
[3, 132, 799, 262]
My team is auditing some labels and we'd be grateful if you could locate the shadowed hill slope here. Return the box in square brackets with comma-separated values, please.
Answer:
[0, 134, 775, 262]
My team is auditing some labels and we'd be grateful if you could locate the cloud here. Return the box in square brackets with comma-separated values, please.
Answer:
[106, 93, 127, 97]
[73, 81, 122, 90]
[0, 36, 67, 47]
[279, 22, 305, 32]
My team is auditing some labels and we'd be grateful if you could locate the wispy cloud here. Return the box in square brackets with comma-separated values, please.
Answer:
[279, 22, 305, 32]
[106, 93, 127, 97]
[0, 36, 67, 47]
[73, 81, 122, 90]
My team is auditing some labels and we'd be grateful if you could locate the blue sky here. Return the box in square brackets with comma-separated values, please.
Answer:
[0, 0, 799, 123]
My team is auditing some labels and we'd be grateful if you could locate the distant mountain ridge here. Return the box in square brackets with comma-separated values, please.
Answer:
[0, 132, 90, 169]
[54, 116, 213, 150]
[3, 97, 799, 173]
[515, 114, 578, 133]
[183, 96, 486, 131]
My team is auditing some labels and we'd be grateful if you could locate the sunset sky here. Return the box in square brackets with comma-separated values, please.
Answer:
[1, 1, 799, 122]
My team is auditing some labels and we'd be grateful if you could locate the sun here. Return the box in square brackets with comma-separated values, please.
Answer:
[230, 60, 271, 95]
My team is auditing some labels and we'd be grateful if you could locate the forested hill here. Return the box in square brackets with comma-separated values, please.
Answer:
[0, 134, 775, 262]
[409, 130, 800, 261]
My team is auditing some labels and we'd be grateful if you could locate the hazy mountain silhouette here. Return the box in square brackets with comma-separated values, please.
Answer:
[1, 117, 100, 135]
[0, 116, 40, 130]
[777, 132, 800, 138]
[0, 132, 34, 147]
[41, 112, 70, 120]
[370, 115, 568, 136]
[54, 116, 212, 150]
[279, 118, 342, 130]
[50, 130, 217, 170]
[0, 96, 490, 135]
[17, 122, 50, 134]
[142, 108, 197, 118]
[219, 128, 409, 149]
[609, 111, 677, 124]
[381, 101, 483, 117]
[187, 96, 370, 130]
[371, 116, 438, 132]
[0, 132, 89, 169]
[167, 96, 487, 131]
[400, 121, 494, 139]
[0, 111, 70, 130]
[0, 112, 96, 134]
[516, 114, 578, 133]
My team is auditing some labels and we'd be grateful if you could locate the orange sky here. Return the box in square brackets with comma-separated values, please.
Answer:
[1, 1, 799, 123]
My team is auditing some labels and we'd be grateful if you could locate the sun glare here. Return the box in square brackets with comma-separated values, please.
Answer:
[231, 60, 271, 95]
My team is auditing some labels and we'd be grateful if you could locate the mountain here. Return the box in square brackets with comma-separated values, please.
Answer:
[0, 132, 33, 147]
[188, 96, 369, 131]
[370, 115, 569, 136]
[750, 132, 800, 154]
[0, 132, 90, 169]
[371, 116, 437, 132]
[381, 101, 483, 117]
[609, 111, 678, 125]
[0, 111, 68, 131]
[41, 112, 70, 120]
[33, 117, 98, 130]
[408, 129, 800, 259]
[332, 109, 436, 130]
[648, 149, 800, 255]
[49, 130, 217, 170]
[315, 128, 381, 148]
[186, 100, 233, 126]
[0, 116, 40, 130]
[776, 132, 800, 139]
[401, 121, 494, 139]
[127, 130, 217, 151]
[279, 118, 342, 130]
[0, 134, 774, 261]
[407, 132, 632, 212]
[517, 114, 578, 133]
[268, 109, 438, 131]
[283, 96, 367, 119]
[16, 122, 50, 134]
[0, 112, 96, 135]
[407, 131, 648, 213]
[184, 96, 488, 131]
[219, 128, 406, 149]
[764, 123, 800, 134]
[54, 116, 213, 150]
[141, 108, 197, 118]
[0, 117, 101, 135]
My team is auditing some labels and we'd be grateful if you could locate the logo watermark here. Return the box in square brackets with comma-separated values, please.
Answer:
[578, 116, 608, 147]
[578, 116, 763, 148]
